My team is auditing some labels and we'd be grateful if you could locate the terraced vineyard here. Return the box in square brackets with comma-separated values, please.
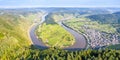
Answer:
[36, 13, 75, 48]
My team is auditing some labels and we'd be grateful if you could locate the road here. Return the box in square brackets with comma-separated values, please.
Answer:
[29, 13, 87, 50]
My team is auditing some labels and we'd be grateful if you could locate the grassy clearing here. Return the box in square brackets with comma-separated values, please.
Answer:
[36, 23, 75, 48]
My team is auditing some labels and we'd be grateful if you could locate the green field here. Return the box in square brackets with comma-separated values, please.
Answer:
[36, 23, 75, 48]
[64, 17, 116, 34]
[36, 13, 75, 48]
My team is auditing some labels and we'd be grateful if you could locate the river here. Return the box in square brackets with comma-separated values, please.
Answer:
[29, 13, 87, 50]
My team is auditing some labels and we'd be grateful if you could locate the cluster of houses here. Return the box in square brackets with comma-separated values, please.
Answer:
[84, 28, 120, 48]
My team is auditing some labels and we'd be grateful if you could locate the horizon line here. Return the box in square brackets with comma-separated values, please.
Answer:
[0, 6, 120, 9]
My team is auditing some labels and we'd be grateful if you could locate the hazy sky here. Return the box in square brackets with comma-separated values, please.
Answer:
[0, 0, 120, 8]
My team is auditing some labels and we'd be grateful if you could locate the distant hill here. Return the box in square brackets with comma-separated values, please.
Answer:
[87, 12, 120, 24]
[42, 8, 111, 15]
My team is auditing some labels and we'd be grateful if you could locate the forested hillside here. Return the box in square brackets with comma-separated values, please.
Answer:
[0, 10, 43, 59]
[86, 11, 120, 37]
[87, 12, 120, 24]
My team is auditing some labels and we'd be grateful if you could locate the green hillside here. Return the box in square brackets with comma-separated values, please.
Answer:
[36, 13, 75, 48]
[0, 11, 43, 59]
[86, 12, 120, 24]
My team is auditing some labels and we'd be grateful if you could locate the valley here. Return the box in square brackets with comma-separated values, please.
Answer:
[0, 8, 120, 60]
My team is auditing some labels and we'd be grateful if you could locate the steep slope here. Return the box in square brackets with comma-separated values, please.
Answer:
[0, 10, 43, 59]
[87, 12, 120, 24]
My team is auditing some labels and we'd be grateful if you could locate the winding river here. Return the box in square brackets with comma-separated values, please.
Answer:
[29, 13, 87, 50]
[29, 13, 49, 49]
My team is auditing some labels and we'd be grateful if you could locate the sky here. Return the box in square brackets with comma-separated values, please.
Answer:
[0, 0, 120, 8]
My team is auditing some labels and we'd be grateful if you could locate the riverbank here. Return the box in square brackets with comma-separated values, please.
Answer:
[59, 21, 87, 49]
